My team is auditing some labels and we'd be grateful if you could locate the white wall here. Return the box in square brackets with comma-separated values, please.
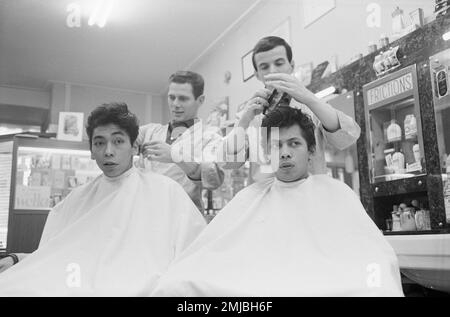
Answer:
[54, 82, 166, 138]
[1, 83, 165, 132]
[191, 0, 434, 121]
[0, 86, 50, 109]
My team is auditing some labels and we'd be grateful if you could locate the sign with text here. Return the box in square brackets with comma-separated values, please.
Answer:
[367, 72, 414, 106]
[15, 185, 51, 210]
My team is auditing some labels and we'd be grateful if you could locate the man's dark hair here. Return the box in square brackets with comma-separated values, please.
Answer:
[86, 102, 139, 149]
[252, 36, 293, 71]
[169, 71, 204, 99]
[261, 106, 316, 153]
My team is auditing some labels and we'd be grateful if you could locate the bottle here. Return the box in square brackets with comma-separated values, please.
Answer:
[379, 34, 390, 48]
[415, 208, 431, 231]
[404, 114, 417, 139]
[414, 209, 425, 230]
[392, 151, 405, 174]
[391, 205, 401, 231]
[368, 41, 378, 54]
[387, 120, 402, 142]
[400, 207, 417, 231]
[392, 6, 407, 35]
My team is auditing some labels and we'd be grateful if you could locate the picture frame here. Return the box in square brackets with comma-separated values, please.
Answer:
[302, 0, 336, 28]
[57, 112, 84, 142]
[241, 49, 255, 82]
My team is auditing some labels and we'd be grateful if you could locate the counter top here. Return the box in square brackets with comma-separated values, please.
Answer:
[387, 234, 450, 292]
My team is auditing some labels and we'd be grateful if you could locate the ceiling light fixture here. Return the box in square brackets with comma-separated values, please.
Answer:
[88, 0, 115, 28]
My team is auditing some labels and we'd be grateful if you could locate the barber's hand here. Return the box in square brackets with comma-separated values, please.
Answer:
[238, 88, 272, 128]
[264, 73, 317, 105]
[142, 141, 173, 163]
[0, 257, 14, 274]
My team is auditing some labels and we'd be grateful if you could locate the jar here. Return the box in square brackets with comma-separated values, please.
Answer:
[400, 208, 417, 231]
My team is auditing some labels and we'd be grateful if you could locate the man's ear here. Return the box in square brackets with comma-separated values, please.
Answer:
[132, 141, 139, 156]
[90, 151, 94, 160]
[290, 59, 295, 72]
[197, 94, 205, 106]
[307, 149, 314, 161]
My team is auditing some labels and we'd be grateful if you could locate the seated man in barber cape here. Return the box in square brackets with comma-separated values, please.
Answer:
[152, 107, 403, 297]
[0, 103, 206, 296]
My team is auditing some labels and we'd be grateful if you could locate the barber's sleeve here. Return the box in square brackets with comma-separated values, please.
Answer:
[321, 109, 361, 150]
[136, 125, 149, 148]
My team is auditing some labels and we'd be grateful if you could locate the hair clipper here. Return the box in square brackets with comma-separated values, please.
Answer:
[263, 89, 291, 115]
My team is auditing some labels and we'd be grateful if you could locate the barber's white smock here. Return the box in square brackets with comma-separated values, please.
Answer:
[152, 175, 403, 296]
[0, 167, 206, 296]
[137, 121, 224, 210]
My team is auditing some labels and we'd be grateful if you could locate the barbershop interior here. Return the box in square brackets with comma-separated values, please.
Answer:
[0, 0, 450, 297]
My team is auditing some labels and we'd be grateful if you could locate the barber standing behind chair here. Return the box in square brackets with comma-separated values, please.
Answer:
[136, 71, 224, 212]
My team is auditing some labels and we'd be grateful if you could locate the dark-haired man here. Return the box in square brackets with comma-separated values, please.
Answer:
[152, 107, 402, 297]
[220, 36, 360, 179]
[0, 103, 206, 296]
[137, 71, 224, 211]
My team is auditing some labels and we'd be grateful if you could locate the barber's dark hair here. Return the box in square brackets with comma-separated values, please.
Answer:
[261, 106, 316, 153]
[169, 71, 204, 99]
[86, 102, 139, 149]
[252, 36, 293, 71]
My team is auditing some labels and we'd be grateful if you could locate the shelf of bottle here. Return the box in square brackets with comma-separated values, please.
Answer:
[385, 134, 418, 144]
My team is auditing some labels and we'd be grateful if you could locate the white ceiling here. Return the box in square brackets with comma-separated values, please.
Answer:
[0, 0, 258, 94]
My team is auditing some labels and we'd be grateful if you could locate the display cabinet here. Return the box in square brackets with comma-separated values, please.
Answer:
[362, 64, 446, 234]
[305, 11, 450, 293]
[364, 65, 425, 184]
[6, 134, 101, 253]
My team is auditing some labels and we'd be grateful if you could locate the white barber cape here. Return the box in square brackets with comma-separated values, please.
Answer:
[0, 167, 206, 296]
[152, 175, 403, 297]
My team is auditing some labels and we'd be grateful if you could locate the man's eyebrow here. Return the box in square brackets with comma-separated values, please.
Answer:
[112, 131, 125, 136]
[93, 135, 105, 140]
[272, 137, 303, 143]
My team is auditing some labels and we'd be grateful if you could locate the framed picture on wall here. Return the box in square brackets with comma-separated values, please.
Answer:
[302, 0, 336, 28]
[57, 112, 84, 142]
[241, 49, 255, 82]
